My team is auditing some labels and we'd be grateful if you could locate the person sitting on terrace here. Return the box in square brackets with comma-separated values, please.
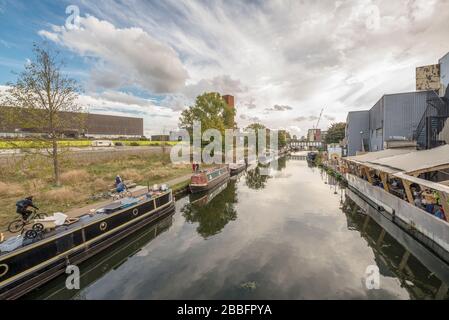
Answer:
[434, 205, 446, 221]
[421, 189, 437, 214]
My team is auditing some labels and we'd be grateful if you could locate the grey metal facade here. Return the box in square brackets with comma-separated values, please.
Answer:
[346, 111, 369, 156]
[0, 107, 144, 137]
[85, 113, 143, 137]
[346, 91, 431, 154]
[383, 91, 429, 145]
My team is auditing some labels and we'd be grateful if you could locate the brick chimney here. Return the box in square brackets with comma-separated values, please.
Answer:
[222, 95, 235, 108]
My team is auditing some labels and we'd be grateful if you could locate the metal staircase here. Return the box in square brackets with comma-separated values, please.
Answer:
[413, 91, 449, 149]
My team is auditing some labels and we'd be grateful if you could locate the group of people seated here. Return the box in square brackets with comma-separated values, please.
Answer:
[369, 174, 446, 221]
[411, 186, 446, 220]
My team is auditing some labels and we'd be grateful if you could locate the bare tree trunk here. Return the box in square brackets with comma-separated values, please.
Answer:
[52, 136, 60, 186]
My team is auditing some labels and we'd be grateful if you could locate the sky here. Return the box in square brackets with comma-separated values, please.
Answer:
[0, 0, 449, 137]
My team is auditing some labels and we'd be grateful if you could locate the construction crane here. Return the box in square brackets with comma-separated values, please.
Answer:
[314, 108, 324, 129]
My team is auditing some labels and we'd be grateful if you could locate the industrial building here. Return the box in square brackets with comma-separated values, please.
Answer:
[345, 90, 434, 156]
[345, 51, 449, 156]
[0, 108, 144, 139]
[345, 111, 370, 157]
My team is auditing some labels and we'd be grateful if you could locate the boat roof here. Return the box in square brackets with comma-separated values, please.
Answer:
[346, 145, 449, 176]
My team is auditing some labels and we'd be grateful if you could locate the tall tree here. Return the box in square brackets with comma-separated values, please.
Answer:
[245, 122, 268, 153]
[179, 92, 235, 138]
[0, 44, 84, 186]
[325, 122, 346, 144]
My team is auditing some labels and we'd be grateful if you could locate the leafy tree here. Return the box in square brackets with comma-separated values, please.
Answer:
[278, 130, 289, 149]
[325, 122, 346, 144]
[179, 92, 236, 137]
[0, 44, 84, 186]
[245, 122, 267, 153]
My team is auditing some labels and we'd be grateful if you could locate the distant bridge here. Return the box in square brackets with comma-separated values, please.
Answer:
[288, 140, 323, 151]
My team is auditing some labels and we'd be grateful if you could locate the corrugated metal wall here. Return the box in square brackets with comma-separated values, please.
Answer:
[369, 97, 384, 151]
[346, 111, 369, 156]
[440, 53, 449, 96]
[383, 91, 429, 143]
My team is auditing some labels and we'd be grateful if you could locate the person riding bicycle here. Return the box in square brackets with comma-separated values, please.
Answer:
[16, 196, 39, 221]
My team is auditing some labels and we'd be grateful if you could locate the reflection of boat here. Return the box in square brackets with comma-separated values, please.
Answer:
[306, 152, 317, 163]
[25, 212, 174, 300]
[229, 162, 246, 176]
[189, 166, 230, 193]
[189, 182, 228, 206]
[182, 181, 238, 239]
[0, 189, 175, 300]
[258, 151, 279, 165]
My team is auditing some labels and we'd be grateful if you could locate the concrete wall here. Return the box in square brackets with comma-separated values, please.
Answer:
[346, 111, 369, 156]
[440, 53, 449, 96]
[416, 64, 441, 92]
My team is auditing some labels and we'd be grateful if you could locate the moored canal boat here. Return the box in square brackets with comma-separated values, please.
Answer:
[229, 162, 246, 176]
[0, 188, 175, 300]
[189, 166, 230, 193]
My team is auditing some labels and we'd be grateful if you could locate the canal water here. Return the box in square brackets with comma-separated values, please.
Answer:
[26, 156, 449, 299]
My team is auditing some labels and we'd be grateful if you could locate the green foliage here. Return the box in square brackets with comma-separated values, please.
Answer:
[325, 122, 346, 144]
[179, 92, 236, 138]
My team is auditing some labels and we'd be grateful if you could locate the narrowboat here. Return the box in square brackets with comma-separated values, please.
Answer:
[189, 166, 230, 193]
[27, 211, 175, 300]
[0, 189, 175, 300]
[229, 162, 246, 176]
[306, 152, 317, 163]
[189, 182, 228, 207]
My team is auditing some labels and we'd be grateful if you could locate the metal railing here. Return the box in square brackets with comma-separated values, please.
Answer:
[413, 91, 449, 149]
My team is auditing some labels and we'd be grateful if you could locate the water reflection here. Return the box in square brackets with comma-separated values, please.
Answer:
[245, 165, 270, 190]
[23, 156, 449, 300]
[343, 190, 449, 300]
[182, 181, 238, 239]
[25, 212, 175, 300]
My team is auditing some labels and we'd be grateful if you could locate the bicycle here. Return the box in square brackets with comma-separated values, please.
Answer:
[112, 185, 132, 201]
[8, 209, 48, 233]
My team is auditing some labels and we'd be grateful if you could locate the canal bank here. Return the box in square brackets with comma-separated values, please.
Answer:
[24, 156, 449, 299]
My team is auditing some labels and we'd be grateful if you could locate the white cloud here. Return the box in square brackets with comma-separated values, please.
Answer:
[38, 15, 188, 94]
[32, 0, 449, 134]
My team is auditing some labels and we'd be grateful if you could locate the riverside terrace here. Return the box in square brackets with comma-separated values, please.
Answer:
[340, 145, 449, 262]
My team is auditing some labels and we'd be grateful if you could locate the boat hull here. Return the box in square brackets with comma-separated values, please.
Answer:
[0, 192, 175, 300]
[230, 164, 246, 176]
[190, 172, 230, 194]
